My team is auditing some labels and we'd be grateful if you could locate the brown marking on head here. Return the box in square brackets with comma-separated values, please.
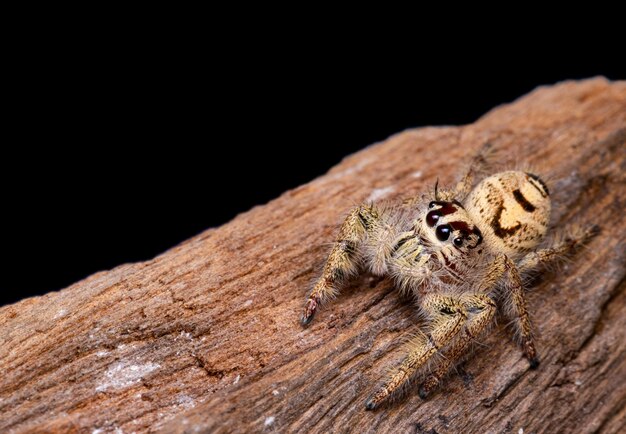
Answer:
[472, 227, 483, 246]
[449, 220, 471, 233]
[426, 201, 461, 227]
[429, 201, 459, 215]
[448, 221, 483, 249]
[452, 199, 465, 209]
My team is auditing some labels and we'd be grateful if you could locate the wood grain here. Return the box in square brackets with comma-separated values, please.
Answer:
[1, 78, 625, 434]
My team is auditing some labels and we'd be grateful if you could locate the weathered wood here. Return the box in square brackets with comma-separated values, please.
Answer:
[1, 78, 625, 434]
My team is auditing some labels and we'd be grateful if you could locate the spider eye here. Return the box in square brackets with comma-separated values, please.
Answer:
[453, 237, 463, 246]
[428, 201, 437, 209]
[426, 210, 441, 227]
[436, 225, 451, 241]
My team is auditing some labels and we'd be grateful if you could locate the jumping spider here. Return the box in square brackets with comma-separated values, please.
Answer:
[300, 146, 597, 410]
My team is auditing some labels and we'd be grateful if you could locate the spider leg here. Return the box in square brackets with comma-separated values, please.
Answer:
[418, 294, 496, 398]
[518, 224, 599, 274]
[501, 255, 539, 367]
[365, 294, 467, 410]
[473, 253, 539, 367]
[454, 142, 496, 200]
[301, 204, 381, 326]
[495, 224, 598, 365]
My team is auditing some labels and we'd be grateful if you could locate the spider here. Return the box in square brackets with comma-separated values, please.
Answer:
[300, 145, 597, 410]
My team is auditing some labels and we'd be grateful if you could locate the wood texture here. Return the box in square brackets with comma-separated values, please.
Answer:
[1, 78, 625, 434]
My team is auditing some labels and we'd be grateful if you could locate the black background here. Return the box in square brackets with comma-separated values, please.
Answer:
[3, 51, 623, 307]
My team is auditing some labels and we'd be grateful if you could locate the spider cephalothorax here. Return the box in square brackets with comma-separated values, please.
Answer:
[300, 146, 596, 410]
[425, 200, 483, 249]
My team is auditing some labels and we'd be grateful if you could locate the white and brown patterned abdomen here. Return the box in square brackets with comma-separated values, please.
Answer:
[465, 171, 550, 259]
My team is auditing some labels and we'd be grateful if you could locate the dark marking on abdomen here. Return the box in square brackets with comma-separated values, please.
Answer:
[526, 173, 549, 197]
[513, 189, 536, 212]
[490, 201, 521, 238]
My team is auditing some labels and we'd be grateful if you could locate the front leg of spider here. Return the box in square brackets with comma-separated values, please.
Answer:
[417, 294, 497, 399]
[301, 204, 381, 326]
[365, 294, 468, 410]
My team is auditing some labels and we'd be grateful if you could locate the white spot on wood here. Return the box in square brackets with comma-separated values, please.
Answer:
[367, 186, 395, 202]
[95, 361, 160, 392]
[233, 374, 240, 384]
[96, 351, 109, 357]
[518, 429, 524, 434]
[170, 281, 187, 291]
[575, 379, 583, 386]
[272, 389, 279, 396]
[177, 394, 196, 409]
[54, 309, 67, 319]
[114, 428, 124, 434]
[329, 156, 374, 181]
[92, 429, 104, 434]
[243, 299, 253, 308]
[412, 170, 423, 178]
[264, 416, 275, 426]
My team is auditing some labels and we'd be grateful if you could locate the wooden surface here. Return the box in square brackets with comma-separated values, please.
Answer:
[1, 78, 625, 434]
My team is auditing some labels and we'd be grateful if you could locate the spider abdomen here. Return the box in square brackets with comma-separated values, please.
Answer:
[465, 171, 551, 258]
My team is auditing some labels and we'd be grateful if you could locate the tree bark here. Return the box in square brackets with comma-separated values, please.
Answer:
[1, 78, 625, 434]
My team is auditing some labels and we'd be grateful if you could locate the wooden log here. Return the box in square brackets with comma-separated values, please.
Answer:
[1, 78, 625, 434]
